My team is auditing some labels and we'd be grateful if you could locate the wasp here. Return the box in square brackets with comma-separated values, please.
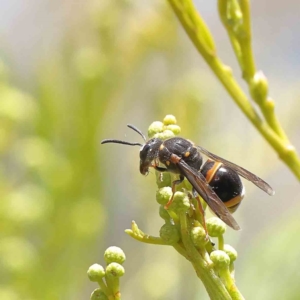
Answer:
[101, 125, 275, 230]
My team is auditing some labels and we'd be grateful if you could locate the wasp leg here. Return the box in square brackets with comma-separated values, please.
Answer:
[186, 192, 195, 218]
[193, 192, 210, 241]
[154, 166, 168, 172]
[188, 192, 213, 246]
[164, 175, 185, 209]
[153, 166, 168, 182]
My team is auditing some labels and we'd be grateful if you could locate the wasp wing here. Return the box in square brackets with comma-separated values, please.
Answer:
[196, 145, 275, 196]
[177, 159, 240, 230]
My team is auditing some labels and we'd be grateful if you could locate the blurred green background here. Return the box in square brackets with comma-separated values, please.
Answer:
[0, 1, 300, 299]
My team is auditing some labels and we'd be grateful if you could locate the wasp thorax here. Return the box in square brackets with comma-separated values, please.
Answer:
[139, 138, 163, 175]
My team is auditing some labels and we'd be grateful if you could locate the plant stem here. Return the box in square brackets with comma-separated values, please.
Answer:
[97, 278, 112, 298]
[167, 0, 300, 180]
[125, 229, 172, 245]
[218, 235, 224, 251]
[179, 212, 233, 299]
[218, 0, 290, 142]
[219, 269, 245, 300]
[173, 242, 190, 260]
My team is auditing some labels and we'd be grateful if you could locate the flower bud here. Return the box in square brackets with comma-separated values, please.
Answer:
[148, 121, 164, 138]
[250, 71, 268, 103]
[90, 288, 108, 300]
[159, 205, 171, 222]
[156, 172, 171, 188]
[87, 264, 105, 282]
[105, 262, 125, 278]
[156, 187, 172, 205]
[227, 0, 243, 23]
[163, 115, 177, 125]
[154, 130, 175, 140]
[191, 226, 207, 248]
[165, 125, 181, 135]
[265, 97, 275, 111]
[159, 223, 180, 244]
[224, 244, 238, 262]
[206, 217, 226, 237]
[168, 192, 190, 214]
[104, 246, 126, 265]
[210, 250, 230, 269]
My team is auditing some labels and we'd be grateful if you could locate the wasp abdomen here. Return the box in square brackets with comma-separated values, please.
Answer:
[201, 160, 244, 213]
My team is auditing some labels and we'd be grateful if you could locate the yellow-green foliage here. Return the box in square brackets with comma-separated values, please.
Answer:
[0, 2, 205, 300]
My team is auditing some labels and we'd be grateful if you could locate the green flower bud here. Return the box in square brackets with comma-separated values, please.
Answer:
[156, 172, 171, 188]
[90, 288, 108, 300]
[210, 250, 230, 269]
[87, 264, 105, 282]
[265, 97, 275, 111]
[148, 121, 164, 138]
[163, 115, 177, 125]
[154, 130, 175, 141]
[250, 71, 268, 103]
[156, 187, 172, 205]
[191, 226, 207, 248]
[168, 192, 190, 214]
[105, 262, 125, 278]
[104, 246, 126, 265]
[206, 217, 226, 237]
[227, 0, 243, 23]
[159, 205, 171, 222]
[165, 124, 181, 135]
[224, 244, 238, 262]
[159, 223, 180, 244]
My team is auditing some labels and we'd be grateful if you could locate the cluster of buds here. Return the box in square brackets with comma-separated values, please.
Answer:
[148, 114, 181, 140]
[87, 246, 126, 300]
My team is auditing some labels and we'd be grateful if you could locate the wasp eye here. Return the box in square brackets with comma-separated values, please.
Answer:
[142, 144, 150, 151]
[140, 144, 150, 160]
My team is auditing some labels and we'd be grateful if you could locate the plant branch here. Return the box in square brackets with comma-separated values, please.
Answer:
[218, 0, 289, 142]
[167, 0, 300, 180]
[125, 221, 172, 245]
[179, 212, 232, 300]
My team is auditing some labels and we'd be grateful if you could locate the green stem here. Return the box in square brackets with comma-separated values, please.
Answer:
[259, 97, 290, 142]
[125, 229, 172, 245]
[218, 0, 256, 82]
[105, 276, 121, 300]
[218, 0, 245, 73]
[219, 0, 289, 141]
[219, 269, 245, 300]
[236, 0, 256, 82]
[179, 212, 232, 299]
[97, 278, 112, 298]
[218, 235, 224, 251]
[167, 0, 300, 180]
[229, 262, 235, 277]
[173, 242, 190, 260]
[238, 1, 289, 141]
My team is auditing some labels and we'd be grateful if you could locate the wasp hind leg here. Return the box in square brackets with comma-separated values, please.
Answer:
[164, 175, 185, 209]
[190, 188, 210, 242]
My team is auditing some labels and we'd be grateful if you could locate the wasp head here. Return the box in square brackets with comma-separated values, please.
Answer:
[139, 138, 163, 175]
[101, 125, 163, 175]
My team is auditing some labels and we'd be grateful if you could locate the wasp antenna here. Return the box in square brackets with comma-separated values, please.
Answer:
[101, 139, 143, 147]
[127, 124, 146, 142]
